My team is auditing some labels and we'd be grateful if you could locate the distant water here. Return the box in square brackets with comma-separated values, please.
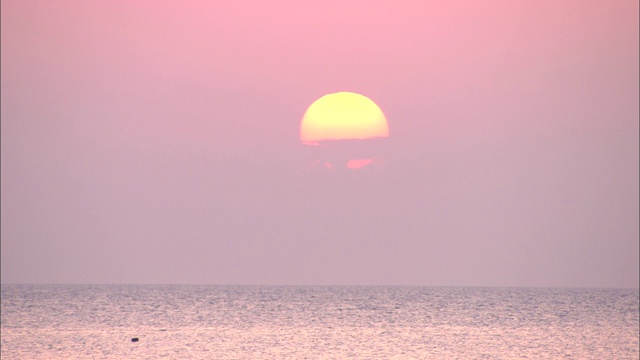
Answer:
[1, 285, 638, 359]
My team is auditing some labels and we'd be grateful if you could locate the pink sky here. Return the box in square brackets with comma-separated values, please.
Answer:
[2, 1, 638, 287]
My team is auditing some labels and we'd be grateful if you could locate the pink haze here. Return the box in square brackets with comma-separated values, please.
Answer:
[1, 1, 638, 288]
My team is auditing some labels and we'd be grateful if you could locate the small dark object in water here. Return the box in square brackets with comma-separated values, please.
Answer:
[131, 338, 139, 342]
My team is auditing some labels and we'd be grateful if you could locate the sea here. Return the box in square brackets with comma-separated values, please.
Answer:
[1, 285, 638, 359]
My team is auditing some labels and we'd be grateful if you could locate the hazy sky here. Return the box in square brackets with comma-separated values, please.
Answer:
[2, 1, 638, 288]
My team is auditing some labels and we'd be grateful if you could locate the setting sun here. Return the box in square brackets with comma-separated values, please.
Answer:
[300, 92, 389, 145]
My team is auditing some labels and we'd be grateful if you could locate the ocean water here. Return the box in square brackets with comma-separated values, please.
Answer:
[1, 285, 638, 359]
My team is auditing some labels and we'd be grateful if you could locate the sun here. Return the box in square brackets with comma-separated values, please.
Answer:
[300, 92, 389, 145]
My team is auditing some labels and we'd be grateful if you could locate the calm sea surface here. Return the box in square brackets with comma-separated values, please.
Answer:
[1, 285, 638, 359]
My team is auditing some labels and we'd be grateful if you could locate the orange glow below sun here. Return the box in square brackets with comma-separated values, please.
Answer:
[347, 158, 374, 169]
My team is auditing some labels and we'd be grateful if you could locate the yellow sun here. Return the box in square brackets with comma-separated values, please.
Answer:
[300, 92, 389, 144]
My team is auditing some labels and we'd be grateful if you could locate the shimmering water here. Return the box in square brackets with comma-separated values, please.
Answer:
[1, 285, 638, 359]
